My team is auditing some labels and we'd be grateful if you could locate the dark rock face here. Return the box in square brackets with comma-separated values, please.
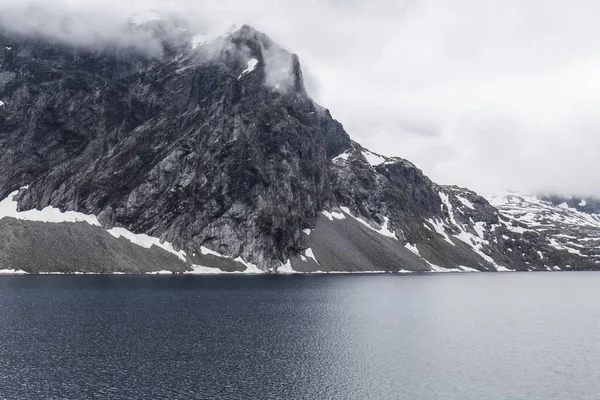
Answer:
[0, 25, 351, 270]
[0, 24, 596, 273]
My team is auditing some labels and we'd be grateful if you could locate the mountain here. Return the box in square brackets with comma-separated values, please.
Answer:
[0, 23, 596, 274]
[488, 193, 600, 270]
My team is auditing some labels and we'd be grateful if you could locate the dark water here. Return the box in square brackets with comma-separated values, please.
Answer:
[0, 273, 599, 400]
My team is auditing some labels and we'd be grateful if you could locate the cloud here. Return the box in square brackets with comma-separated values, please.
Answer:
[1, 0, 599, 196]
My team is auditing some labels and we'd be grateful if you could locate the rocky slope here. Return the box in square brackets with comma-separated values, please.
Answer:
[0, 23, 596, 274]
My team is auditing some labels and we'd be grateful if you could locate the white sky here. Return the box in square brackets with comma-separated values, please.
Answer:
[2, 0, 600, 196]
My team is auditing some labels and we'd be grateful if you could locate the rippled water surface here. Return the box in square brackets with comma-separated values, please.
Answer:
[0, 272, 599, 399]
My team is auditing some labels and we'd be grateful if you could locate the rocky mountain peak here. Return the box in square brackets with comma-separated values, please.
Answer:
[218, 25, 307, 96]
[1, 22, 597, 274]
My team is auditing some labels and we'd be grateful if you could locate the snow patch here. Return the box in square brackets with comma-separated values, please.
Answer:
[439, 192, 458, 226]
[405, 240, 472, 273]
[459, 265, 480, 272]
[439, 210, 510, 271]
[146, 270, 173, 275]
[234, 257, 263, 274]
[238, 58, 259, 79]
[0, 100, 4, 107]
[453, 225, 504, 269]
[428, 264, 460, 273]
[108, 227, 187, 261]
[304, 248, 319, 264]
[302, 228, 312, 235]
[340, 207, 397, 240]
[495, 265, 515, 272]
[333, 151, 350, 162]
[321, 210, 346, 221]
[185, 265, 228, 274]
[566, 247, 583, 255]
[507, 225, 529, 234]
[361, 150, 387, 166]
[426, 218, 455, 245]
[473, 222, 487, 239]
[200, 246, 226, 258]
[0, 190, 101, 226]
[579, 199, 587, 207]
[378, 217, 397, 239]
[405, 243, 420, 256]
[457, 196, 475, 210]
[0, 269, 27, 275]
[326, 270, 390, 274]
[278, 259, 296, 274]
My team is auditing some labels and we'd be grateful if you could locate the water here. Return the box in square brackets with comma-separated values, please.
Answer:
[0, 272, 599, 399]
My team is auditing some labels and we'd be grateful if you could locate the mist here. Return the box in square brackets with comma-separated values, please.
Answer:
[1, 0, 599, 197]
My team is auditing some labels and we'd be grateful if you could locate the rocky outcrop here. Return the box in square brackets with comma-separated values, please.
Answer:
[0, 23, 596, 273]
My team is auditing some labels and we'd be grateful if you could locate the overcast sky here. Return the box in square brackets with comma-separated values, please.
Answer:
[2, 0, 600, 196]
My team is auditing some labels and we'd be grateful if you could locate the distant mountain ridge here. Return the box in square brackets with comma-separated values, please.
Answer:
[0, 24, 596, 274]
